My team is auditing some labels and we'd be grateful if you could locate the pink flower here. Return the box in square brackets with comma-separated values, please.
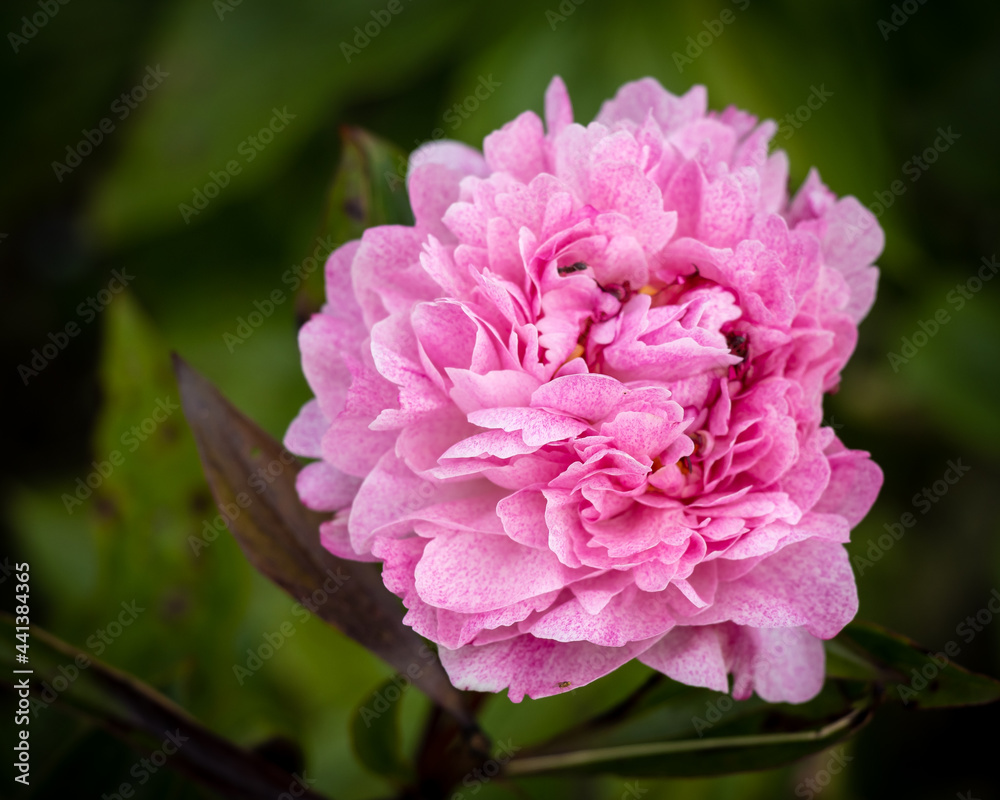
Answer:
[285, 77, 884, 703]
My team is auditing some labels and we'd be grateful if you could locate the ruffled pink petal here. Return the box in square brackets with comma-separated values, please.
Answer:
[813, 439, 883, 526]
[284, 399, 328, 459]
[347, 452, 481, 555]
[639, 624, 729, 692]
[319, 517, 379, 562]
[728, 624, 826, 703]
[597, 79, 707, 135]
[299, 315, 356, 422]
[439, 633, 659, 701]
[483, 111, 548, 184]
[321, 350, 398, 477]
[530, 373, 628, 420]
[296, 461, 362, 512]
[352, 226, 440, 327]
[690, 538, 857, 639]
[415, 531, 591, 614]
[524, 584, 675, 647]
[408, 141, 490, 242]
[467, 406, 590, 447]
[544, 75, 574, 136]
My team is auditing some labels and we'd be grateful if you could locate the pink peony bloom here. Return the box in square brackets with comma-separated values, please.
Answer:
[285, 77, 884, 703]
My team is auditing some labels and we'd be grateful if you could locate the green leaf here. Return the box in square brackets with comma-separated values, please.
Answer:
[503, 679, 875, 779]
[350, 678, 413, 783]
[823, 638, 883, 682]
[0, 613, 332, 800]
[503, 620, 1000, 780]
[173, 355, 479, 735]
[323, 126, 414, 242]
[294, 125, 414, 310]
[836, 621, 1000, 709]
[14, 291, 254, 720]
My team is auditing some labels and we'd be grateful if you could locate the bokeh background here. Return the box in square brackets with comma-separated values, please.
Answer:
[2, 0, 999, 797]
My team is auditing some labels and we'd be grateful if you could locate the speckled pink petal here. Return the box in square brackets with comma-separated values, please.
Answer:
[347, 451, 469, 555]
[409, 163, 470, 243]
[524, 584, 675, 647]
[298, 315, 355, 423]
[483, 111, 548, 184]
[433, 591, 563, 650]
[728, 625, 826, 703]
[597, 79, 707, 135]
[284, 399, 327, 459]
[569, 570, 635, 614]
[544, 75, 574, 136]
[449, 369, 542, 415]
[589, 159, 677, 254]
[296, 461, 362, 512]
[530, 373, 628, 420]
[467, 406, 589, 447]
[440, 428, 539, 461]
[322, 241, 364, 322]
[352, 226, 440, 327]
[410, 139, 490, 176]
[415, 531, 591, 614]
[319, 518, 379, 562]
[321, 351, 398, 477]
[692, 538, 857, 639]
[813, 440, 883, 526]
[439, 633, 659, 701]
[816, 197, 884, 323]
[639, 624, 729, 692]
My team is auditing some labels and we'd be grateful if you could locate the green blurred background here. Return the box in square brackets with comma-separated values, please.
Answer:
[2, 0, 999, 797]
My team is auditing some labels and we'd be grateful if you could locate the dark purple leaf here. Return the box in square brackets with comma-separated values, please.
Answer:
[173, 356, 476, 733]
